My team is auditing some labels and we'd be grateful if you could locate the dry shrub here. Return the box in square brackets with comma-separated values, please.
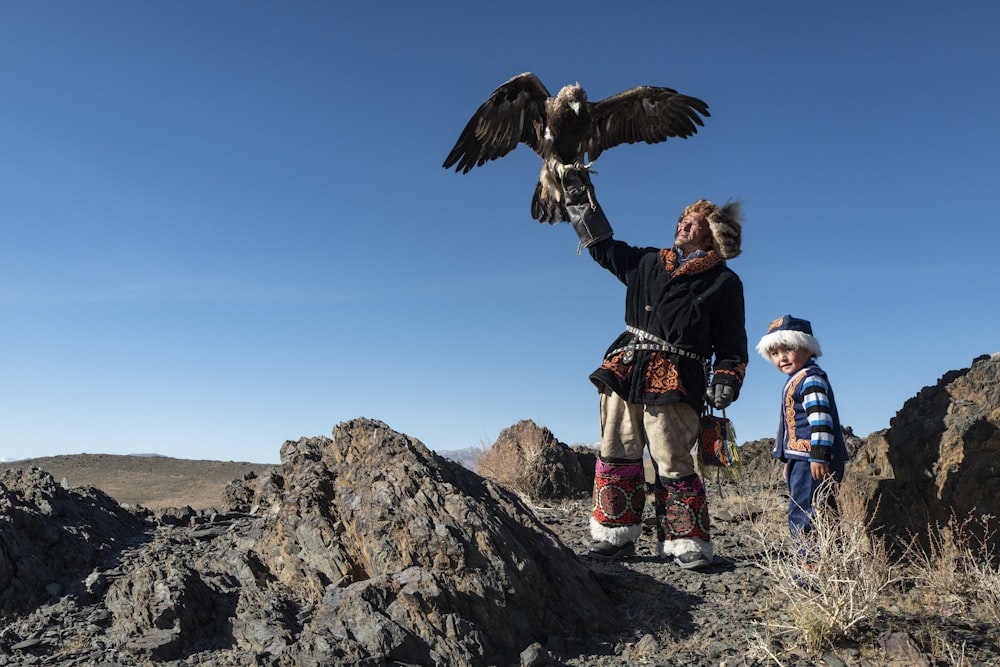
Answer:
[902, 513, 1000, 626]
[477, 432, 548, 499]
[739, 474, 1000, 665]
[746, 475, 905, 654]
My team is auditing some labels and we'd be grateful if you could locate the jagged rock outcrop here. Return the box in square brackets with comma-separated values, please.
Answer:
[0, 418, 614, 666]
[851, 353, 1000, 553]
[0, 468, 148, 614]
[720, 437, 776, 486]
[244, 418, 614, 665]
[477, 419, 593, 501]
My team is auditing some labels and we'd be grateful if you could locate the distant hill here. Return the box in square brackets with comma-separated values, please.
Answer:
[4, 445, 552, 510]
[436, 447, 484, 472]
[1, 453, 277, 511]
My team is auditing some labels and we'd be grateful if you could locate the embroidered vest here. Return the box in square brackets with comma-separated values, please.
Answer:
[772, 364, 846, 461]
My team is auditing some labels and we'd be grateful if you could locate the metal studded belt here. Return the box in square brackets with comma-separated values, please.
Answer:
[608, 325, 709, 366]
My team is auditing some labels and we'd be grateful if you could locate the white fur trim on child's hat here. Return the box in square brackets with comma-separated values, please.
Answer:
[755, 314, 822, 359]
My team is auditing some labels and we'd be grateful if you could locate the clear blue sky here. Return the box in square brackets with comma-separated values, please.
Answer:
[2, 2, 998, 463]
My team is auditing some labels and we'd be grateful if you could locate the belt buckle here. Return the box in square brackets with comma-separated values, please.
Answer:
[622, 347, 635, 364]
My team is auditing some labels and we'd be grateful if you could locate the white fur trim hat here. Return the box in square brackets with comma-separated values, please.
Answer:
[679, 199, 743, 259]
[755, 314, 822, 359]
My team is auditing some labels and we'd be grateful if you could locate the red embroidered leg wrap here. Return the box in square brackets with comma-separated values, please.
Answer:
[653, 475, 711, 542]
[592, 457, 646, 528]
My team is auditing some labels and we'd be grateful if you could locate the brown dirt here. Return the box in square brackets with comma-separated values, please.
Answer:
[2, 454, 278, 511]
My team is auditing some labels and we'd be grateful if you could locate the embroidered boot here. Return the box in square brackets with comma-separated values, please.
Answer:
[587, 456, 645, 560]
[653, 474, 713, 569]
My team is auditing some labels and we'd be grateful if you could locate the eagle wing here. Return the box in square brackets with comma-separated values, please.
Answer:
[586, 86, 710, 162]
[443, 72, 551, 173]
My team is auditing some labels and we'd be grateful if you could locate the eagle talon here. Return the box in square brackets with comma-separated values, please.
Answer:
[567, 162, 598, 209]
[561, 161, 597, 179]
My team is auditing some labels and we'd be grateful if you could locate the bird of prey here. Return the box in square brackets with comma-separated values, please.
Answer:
[442, 72, 710, 223]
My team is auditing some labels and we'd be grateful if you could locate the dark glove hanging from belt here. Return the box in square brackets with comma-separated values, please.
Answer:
[561, 167, 612, 249]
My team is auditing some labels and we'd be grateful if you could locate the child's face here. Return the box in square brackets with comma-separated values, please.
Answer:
[768, 345, 812, 376]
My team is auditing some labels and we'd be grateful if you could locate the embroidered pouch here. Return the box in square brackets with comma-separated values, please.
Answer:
[698, 413, 740, 470]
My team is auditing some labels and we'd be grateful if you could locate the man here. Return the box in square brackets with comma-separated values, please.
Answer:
[563, 168, 748, 569]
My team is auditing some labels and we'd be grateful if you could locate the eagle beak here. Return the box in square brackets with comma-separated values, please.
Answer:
[570, 101, 581, 115]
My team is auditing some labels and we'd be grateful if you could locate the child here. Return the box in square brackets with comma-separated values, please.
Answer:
[756, 315, 848, 547]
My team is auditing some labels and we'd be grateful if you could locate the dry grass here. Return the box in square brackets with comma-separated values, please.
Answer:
[729, 474, 1000, 665]
[477, 433, 549, 499]
[901, 513, 1000, 626]
[745, 476, 905, 654]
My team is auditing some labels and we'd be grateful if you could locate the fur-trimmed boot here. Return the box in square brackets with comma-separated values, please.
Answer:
[653, 474, 713, 569]
[587, 456, 645, 560]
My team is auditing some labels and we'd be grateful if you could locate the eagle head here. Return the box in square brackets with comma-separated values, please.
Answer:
[556, 83, 587, 115]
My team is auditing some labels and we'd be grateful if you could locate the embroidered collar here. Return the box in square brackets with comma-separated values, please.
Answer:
[782, 361, 818, 392]
[659, 247, 723, 276]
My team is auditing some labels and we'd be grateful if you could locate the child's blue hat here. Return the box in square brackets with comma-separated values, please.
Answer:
[755, 314, 822, 360]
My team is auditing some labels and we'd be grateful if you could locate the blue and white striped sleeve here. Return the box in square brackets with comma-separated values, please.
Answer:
[802, 375, 835, 463]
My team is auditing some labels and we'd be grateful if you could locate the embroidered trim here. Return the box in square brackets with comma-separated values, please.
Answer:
[784, 372, 810, 452]
[714, 364, 747, 384]
[600, 352, 631, 380]
[645, 352, 684, 394]
[659, 248, 722, 276]
[653, 476, 710, 541]
[592, 458, 646, 527]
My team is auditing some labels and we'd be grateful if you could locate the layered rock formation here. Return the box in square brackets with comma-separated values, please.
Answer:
[0, 467, 147, 614]
[0, 418, 614, 666]
[850, 353, 1000, 553]
[477, 419, 594, 501]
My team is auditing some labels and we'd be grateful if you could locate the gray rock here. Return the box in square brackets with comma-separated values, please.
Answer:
[851, 353, 1000, 554]
[2, 360, 1000, 667]
[0, 418, 618, 666]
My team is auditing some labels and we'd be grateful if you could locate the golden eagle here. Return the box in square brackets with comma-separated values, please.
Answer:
[443, 72, 710, 223]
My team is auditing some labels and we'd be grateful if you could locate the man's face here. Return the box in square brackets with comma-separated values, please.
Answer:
[675, 211, 713, 254]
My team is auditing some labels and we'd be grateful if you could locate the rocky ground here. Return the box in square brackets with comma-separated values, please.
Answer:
[479, 354, 1000, 667]
[525, 493, 1000, 667]
[3, 350, 1000, 667]
[2, 443, 998, 666]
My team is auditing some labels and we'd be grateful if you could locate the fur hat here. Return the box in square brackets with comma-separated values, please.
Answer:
[755, 314, 822, 359]
[680, 199, 743, 259]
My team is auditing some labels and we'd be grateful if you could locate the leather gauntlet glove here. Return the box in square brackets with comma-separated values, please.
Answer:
[561, 168, 612, 248]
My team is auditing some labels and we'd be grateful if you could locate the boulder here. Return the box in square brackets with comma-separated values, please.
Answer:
[851, 353, 1000, 554]
[243, 418, 615, 665]
[477, 419, 593, 501]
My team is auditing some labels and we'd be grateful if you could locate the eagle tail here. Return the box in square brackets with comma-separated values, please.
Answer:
[531, 181, 567, 224]
[531, 164, 570, 224]
[532, 161, 600, 223]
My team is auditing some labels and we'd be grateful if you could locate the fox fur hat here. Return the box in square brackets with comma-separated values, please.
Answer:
[755, 314, 822, 359]
[679, 199, 743, 259]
